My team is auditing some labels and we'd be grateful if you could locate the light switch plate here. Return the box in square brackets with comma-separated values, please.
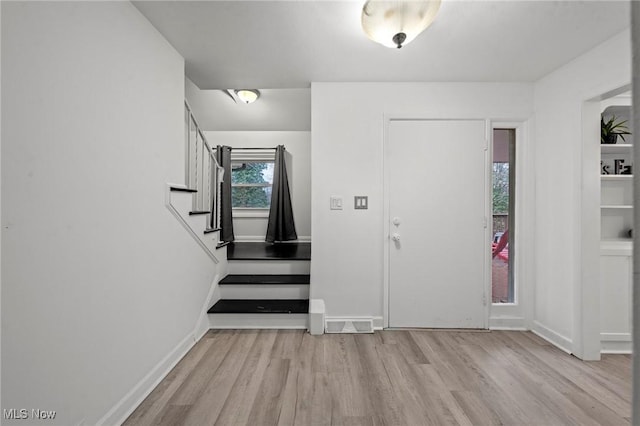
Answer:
[330, 196, 343, 210]
[354, 196, 368, 210]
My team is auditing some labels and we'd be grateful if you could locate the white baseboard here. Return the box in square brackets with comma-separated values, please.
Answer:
[601, 332, 632, 354]
[97, 332, 197, 426]
[373, 316, 384, 330]
[532, 320, 573, 354]
[489, 316, 527, 330]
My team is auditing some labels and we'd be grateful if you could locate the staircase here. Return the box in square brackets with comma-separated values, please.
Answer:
[208, 242, 311, 329]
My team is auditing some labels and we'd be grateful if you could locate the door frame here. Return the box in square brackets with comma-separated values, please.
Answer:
[382, 116, 492, 329]
[488, 120, 534, 330]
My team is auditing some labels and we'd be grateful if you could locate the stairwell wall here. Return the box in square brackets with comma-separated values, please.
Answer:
[2, 2, 218, 425]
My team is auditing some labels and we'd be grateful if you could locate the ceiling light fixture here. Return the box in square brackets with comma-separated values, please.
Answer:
[234, 89, 260, 104]
[361, 0, 441, 49]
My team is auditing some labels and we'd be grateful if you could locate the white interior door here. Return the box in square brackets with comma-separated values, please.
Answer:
[388, 119, 487, 328]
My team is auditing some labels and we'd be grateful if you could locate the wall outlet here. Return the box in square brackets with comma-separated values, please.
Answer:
[354, 196, 368, 209]
[330, 196, 343, 210]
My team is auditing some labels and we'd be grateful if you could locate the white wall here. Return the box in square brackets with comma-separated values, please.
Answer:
[2, 3, 218, 425]
[205, 131, 312, 241]
[311, 83, 533, 321]
[533, 29, 631, 357]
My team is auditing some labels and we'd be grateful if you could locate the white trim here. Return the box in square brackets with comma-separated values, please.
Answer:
[483, 119, 492, 329]
[489, 316, 526, 330]
[600, 333, 632, 354]
[231, 149, 276, 162]
[601, 332, 632, 342]
[373, 316, 384, 330]
[382, 115, 391, 328]
[532, 320, 573, 354]
[165, 183, 219, 264]
[575, 83, 631, 361]
[232, 209, 270, 218]
[97, 332, 197, 426]
[489, 120, 534, 330]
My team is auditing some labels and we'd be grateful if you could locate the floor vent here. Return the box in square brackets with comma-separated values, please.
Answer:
[325, 318, 374, 334]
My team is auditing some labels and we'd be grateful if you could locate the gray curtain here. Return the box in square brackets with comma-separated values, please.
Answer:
[266, 145, 297, 242]
[216, 145, 234, 242]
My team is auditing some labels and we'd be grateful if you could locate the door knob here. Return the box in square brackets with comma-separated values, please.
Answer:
[391, 233, 401, 242]
[392, 217, 401, 226]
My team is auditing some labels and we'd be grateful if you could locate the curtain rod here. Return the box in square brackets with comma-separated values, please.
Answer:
[230, 147, 277, 150]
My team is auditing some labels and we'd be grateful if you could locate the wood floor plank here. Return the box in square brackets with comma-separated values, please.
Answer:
[180, 330, 259, 425]
[214, 330, 278, 426]
[353, 333, 405, 425]
[154, 404, 191, 426]
[246, 358, 291, 426]
[125, 330, 632, 426]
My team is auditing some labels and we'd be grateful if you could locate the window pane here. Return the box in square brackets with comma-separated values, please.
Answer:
[232, 186, 272, 208]
[231, 162, 274, 185]
[492, 129, 515, 304]
[231, 161, 274, 208]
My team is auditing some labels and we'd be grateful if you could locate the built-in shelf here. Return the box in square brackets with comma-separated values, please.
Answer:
[600, 239, 633, 256]
[601, 175, 633, 181]
[601, 205, 633, 209]
[601, 143, 633, 154]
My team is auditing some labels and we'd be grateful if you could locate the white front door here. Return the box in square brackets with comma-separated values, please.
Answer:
[388, 119, 488, 328]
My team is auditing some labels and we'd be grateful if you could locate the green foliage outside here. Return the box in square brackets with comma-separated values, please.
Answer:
[493, 163, 509, 214]
[231, 162, 272, 208]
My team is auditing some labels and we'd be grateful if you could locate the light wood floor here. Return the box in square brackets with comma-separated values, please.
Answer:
[124, 329, 631, 426]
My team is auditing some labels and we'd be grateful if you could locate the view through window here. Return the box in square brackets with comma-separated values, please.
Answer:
[231, 161, 274, 208]
[492, 129, 515, 303]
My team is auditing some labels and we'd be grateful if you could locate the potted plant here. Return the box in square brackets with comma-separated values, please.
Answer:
[601, 115, 631, 144]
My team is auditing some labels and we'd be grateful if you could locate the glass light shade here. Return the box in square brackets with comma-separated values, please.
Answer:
[361, 0, 441, 49]
[235, 89, 260, 104]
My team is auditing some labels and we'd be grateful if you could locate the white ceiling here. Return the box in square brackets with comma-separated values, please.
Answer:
[133, 0, 631, 131]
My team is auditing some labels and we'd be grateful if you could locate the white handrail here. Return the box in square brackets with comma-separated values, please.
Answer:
[184, 101, 223, 229]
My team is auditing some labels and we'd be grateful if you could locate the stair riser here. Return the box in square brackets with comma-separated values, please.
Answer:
[228, 260, 310, 275]
[209, 313, 308, 329]
[219, 284, 309, 299]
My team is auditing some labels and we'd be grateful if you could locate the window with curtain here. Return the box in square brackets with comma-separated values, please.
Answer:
[231, 161, 275, 208]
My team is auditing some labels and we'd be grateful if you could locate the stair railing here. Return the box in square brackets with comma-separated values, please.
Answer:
[185, 101, 222, 230]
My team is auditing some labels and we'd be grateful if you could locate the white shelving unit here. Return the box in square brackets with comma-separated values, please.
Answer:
[599, 102, 633, 354]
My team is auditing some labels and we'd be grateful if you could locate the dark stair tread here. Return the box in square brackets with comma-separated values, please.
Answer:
[189, 211, 211, 215]
[169, 186, 197, 193]
[216, 241, 231, 249]
[219, 274, 310, 285]
[208, 299, 309, 314]
[227, 242, 311, 261]
[204, 228, 221, 234]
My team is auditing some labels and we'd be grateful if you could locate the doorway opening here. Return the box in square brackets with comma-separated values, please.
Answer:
[492, 129, 515, 303]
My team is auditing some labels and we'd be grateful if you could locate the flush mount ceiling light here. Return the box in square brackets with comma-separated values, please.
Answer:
[234, 89, 260, 104]
[361, 0, 441, 49]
